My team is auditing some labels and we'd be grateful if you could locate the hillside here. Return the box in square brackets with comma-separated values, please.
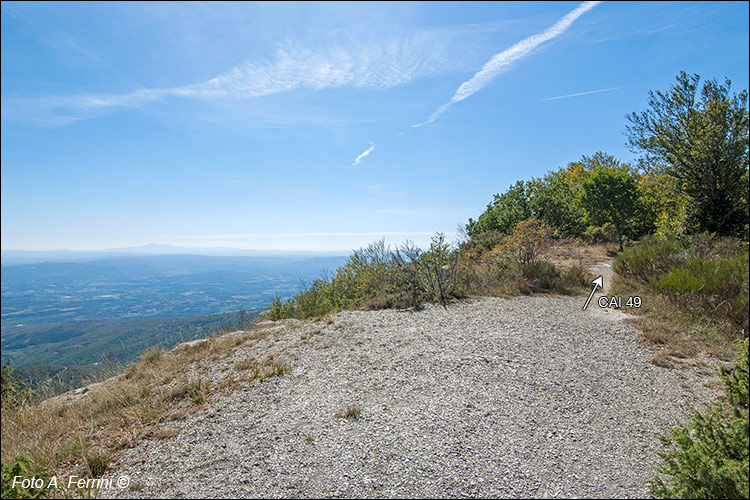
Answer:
[64, 274, 719, 498]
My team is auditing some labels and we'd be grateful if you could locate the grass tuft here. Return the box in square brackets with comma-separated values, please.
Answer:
[335, 406, 362, 420]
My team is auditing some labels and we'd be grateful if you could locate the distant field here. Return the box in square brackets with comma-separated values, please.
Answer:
[1, 254, 348, 326]
[0, 253, 347, 389]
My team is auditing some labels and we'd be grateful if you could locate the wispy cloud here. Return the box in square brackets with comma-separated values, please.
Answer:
[352, 142, 375, 166]
[413, 1, 601, 127]
[3, 30, 468, 127]
[541, 86, 623, 101]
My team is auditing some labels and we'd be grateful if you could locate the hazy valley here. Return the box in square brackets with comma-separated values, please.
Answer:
[1, 252, 347, 387]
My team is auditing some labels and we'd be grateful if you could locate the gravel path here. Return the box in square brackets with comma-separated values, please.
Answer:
[105, 292, 719, 499]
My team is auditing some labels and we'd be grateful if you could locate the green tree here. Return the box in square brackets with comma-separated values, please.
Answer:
[626, 71, 749, 237]
[466, 180, 532, 237]
[529, 172, 586, 236]
[1, 361, 32, 411]
[530, 152, 645, 237]
[579, 170, 641, 251]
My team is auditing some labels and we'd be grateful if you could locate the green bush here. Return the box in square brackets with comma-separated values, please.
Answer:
[614, 234, 686, 281]
[459, 229, 505, 256]
[649, 338, 749, 499]
[262, 235, 464, 320]
[582, 222, 617, 244]
[616, 234, 749, 333]
[560, 265, 595, 290]
[1, 362, 33, 412]
[1, 456, 48, 499]
[521, 261, 562, 292]
[265, 294, 301, 320]
[502, 219, 555, 266]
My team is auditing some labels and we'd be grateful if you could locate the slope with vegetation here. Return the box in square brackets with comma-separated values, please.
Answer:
[1, 70, 748, 498]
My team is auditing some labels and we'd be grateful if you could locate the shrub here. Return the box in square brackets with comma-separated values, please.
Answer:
[614, 234, 686, 282]
[582, 222, 618, 244]
[616, 234, 749, 334]
[459, 229, 505, 256]
[262, 235, 465, 319]
[417, 233, 463, 308]
[503, 219, 556, 266]
[1, 456, 48, 499]
[265, 294, 299, 320]
[1, 361, 33, 412]
[649, 338, 749, 498]
[521, 261, 562, 292]
[560, 265, 595, 290]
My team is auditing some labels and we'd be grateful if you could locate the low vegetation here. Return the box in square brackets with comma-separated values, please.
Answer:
[0, 323, 293, 498]
[264, 223, 595, 322]
[2, 312, 246, 394]
[614, 234, 748, 360]
[334, 406, 362, 420]
[649, 338, 749, 499]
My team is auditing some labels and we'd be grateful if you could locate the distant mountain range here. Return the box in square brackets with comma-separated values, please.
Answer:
[1, 244, 347, 265]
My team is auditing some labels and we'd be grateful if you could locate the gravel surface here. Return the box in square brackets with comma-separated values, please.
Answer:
[104, 292, 720, 499]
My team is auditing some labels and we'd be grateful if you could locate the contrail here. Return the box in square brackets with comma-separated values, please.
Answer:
[352, 142, 375, 166]
[414, 1, 601, 127]
[541, 86, 623, 101]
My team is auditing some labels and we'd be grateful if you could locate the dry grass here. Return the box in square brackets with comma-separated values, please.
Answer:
[0, 322, 297, 494]
[461, 238, 605, 299]
[544, 239, 612, 270]
[612, 274, 740, 365]
[334, 406, 362, 420]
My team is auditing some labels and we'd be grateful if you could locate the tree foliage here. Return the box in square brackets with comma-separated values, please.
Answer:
[579, 169, 641, 250]
[626, 71, 749, 237]
[1, 361, 32, 412]
[466, 180, 532, 237]
[466, 152, 653, 243]
[528, 172, 586, 236]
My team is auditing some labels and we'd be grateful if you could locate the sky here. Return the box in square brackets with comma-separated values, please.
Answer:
[1, 1, 748, 252]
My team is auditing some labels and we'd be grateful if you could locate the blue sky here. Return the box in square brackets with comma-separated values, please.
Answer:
[2, 1, 748, 252]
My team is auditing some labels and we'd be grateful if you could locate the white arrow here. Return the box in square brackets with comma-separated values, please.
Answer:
[582, 275, 604, 311]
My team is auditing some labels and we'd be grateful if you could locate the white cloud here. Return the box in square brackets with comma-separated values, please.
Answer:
[414, 1, 601, 127]
[352, 142, 375, 166]
[4, 30, 467, 126]
[541, 86, 623, 101]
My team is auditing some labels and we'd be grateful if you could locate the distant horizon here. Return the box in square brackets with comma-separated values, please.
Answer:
[0, 233, 457, 255]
